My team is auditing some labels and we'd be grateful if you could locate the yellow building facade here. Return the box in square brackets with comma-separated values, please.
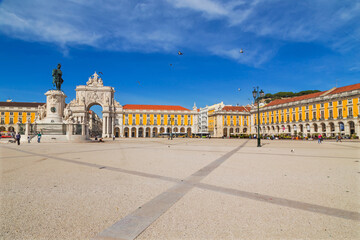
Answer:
[118, 104, 197, 138]
[0, 102, 42, 132]
[250, 83, 360, 137]
[208, 105, 251, 137]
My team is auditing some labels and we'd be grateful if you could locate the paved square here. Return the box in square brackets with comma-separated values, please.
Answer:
[1, 139, 359, 239]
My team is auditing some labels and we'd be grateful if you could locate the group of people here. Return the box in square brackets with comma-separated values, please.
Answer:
[15, 132, 42, 145]
[317, 134, 342, 143]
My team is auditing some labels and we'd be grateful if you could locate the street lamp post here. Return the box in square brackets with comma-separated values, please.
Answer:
[170, 116, 174, 140]
[252, 87, 265, 147]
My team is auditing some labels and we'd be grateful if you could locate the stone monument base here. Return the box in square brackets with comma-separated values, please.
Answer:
[38, 90, 67, 124]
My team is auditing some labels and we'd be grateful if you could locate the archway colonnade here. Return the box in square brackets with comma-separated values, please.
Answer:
[0, 126, 15, 132]
[121, 126, 193, 138]
[222, 127, 248, 137]
[252, 119, 359, 137]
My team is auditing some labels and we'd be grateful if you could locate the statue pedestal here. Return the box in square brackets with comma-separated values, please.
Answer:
[34, 90, 69, 138]
[42, 90, 67, 123]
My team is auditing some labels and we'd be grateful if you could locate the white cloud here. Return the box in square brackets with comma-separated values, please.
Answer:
[0, 0, 359, 66]
[171, 0, 228, 16]
[210, 46, 275, 67]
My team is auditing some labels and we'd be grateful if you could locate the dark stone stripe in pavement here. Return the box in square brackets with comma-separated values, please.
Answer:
[326, 142, 360, 149]
[1, 146, 182, 184]
[159, 147, 360, 160]
[1, 154, 39, 159]
[236, 151, 360, 160]
[93, 141, 249, 240]
[196, 182, 360, 221]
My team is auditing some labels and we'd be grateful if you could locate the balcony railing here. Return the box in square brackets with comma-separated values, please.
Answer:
[347, 114, 353, 119]
[337, 116, 343, 119]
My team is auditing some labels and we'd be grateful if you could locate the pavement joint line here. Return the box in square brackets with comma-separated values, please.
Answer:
[234, 151, 360, 160]
[195, 182, 360, 221]
[92, 141, 249, 240]
[2, 143, 359, 232]
[0, 144, 167, 159]
[1, 146, 182, 184]
[150, 147, 360, 160]
[1, 154, 37, 159]
[326, 143, 360, 149]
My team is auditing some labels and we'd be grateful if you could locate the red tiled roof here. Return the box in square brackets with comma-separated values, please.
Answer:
[265, 91, 325, 107]
[222, 106, 251, 112]
[265, 83, 360, 107]
[327, 83, 360, 95]
[123, 104, 190, 111]
[0, 102, 45, 108]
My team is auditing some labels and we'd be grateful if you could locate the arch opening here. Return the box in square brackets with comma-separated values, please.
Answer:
[87, 103, 103, 138]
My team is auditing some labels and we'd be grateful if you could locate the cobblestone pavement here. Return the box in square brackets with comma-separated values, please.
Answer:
[1, 139, 359, 240]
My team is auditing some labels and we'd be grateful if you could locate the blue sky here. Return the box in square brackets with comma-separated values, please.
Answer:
[1, 0, 359, 115]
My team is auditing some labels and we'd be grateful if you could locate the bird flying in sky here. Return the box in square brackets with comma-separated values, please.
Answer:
[178, 51, 183, 55]
[240, 49, 244, 54]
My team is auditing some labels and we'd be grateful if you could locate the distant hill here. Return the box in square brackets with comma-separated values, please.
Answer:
[263, 90, 321, 103]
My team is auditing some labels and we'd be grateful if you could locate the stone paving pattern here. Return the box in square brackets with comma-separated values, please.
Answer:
[1, 139, 359, 239]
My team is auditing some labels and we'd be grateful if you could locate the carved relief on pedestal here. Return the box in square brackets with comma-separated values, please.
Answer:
[37, 105, 46, 120]
[48, 96, 59, 105]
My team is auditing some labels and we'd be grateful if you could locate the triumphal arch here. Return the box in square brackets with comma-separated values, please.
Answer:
[67, 72, 123, 138]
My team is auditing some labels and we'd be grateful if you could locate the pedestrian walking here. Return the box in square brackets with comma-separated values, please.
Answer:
[37, 132, 42, 143]
[15, 132, 21, 145]
[113, 135, 115, 141]
[318, 134, 322, 144]
[27, 136, 30, 143]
